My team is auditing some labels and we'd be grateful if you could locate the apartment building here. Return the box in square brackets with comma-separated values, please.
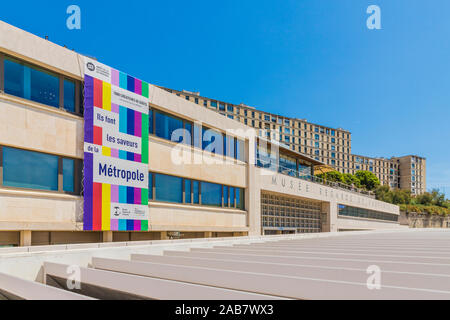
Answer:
[161, 88, 427, 194]
[392, 155, 427, 195]
[0, 21, 401, 246]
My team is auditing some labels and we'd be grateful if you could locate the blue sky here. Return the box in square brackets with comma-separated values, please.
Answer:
[1, 0, 449, 196]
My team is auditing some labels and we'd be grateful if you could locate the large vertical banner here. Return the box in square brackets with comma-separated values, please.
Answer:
[83, 57, 149, 231]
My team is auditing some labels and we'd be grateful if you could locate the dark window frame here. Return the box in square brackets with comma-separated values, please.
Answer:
[0, 145, 81, 195]
[1, 53, 82, 116]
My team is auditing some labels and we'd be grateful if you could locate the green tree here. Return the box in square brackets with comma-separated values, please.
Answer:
[375, 185, 393, 203]
[355, 171, 380, 191]
[343, 173, 361, 188]
[316, 171, 344, 183]
[392, 189, 412, 205]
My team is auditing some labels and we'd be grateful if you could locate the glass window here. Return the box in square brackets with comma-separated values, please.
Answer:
[201, 182, 222, 207]
[149, 110, 154, 134]
[219, 103, 225, 111]
[154, 173, 182, 203]
[148, 173, 153, 200]
[193, 181, 200, 204]
[30, 66, 59, 108]
[225, 135, 235, 159]
[227, 105, 234, 112]
[4, 58, 25, 98]
[223, 186, 229, 207]
[236, 139, 245, 162]
[155, 111, 184, 142]
[184, 179, 191, 204]
[63, 158, 74, 192]
[203, 127, 223, 155]
[229, 187, 235, 207]
[279, 154, 297, 177]
[184, 122, 192, 146]
[236, 188, 245, 210]
[210, 101, 217, 108]
[193, 124, 202, 149]
[63, 79, 75, 112]
[3, 147, 58, 191]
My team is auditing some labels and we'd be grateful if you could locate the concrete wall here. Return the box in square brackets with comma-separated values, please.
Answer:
[0, 97, 83, 159]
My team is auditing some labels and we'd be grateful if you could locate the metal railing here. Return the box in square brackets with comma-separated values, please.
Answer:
[256, 159, 375, 198]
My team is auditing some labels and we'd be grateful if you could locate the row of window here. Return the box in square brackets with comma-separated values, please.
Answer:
[149, 108, 246, 161]
[0, 146, 81, 194]
[338, 205, 399, 222]
[148, 172, 245, 210]
[0, 146, 245, 211]
[0, 54, 82, 114]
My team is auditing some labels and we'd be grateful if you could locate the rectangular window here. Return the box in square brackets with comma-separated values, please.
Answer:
[63, 79, 76, 112]
[225, 135, 235, 159]
[3, 147, 58, 191]
[219, 103, 225, 111]
[154, 173, 183, 203]
[154, 111, 184, 142]
[148, 173, 153, 200]
[229, 187, 235, 207]
[149, 109, 154, 135]
[184, 179, 192, 204]
[203, 127, 224, 155]
[236, 188, 245, 210]
[201, 182, 222, 207]
[193, 180, 200, 204]
[62, 158, 74, 192]
[210, 101, 217, 108]
[236, 139, 245, 162]
[223, 186, 229, 207]
[227, 105, 234, 112]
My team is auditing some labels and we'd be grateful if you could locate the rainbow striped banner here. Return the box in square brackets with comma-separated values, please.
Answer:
[83, 58, 149, 231]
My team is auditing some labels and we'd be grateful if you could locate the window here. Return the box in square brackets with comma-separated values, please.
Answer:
[223, 186, 229, 207]
[227, 105, 234, 112]
[63, 79, 75, 112]
[219, 103, 225, 111]
[331, 138, 336, 144]
[3, 147, 58, 191]
[62, 158, 75, 192]
[195, 98, 199, 104]
[148, 173, 153, 200]
[184, 179, 192, 204]
[236, 139, 245, 162]
[154, 111, 185, 143]
[225, 135, 235, 159]
[210, 101, 217, 108]
[236, 188, 244, 210]
[201, 182, 222, 207]
[203, 127, 224, 155]
[193, 181, 200, 204]
[4, 57, 62, 109]
[264, 115, 270, 121]
[1, 146, 80, 194]
[154, 173, 183, 203]
[315, 134, 319, 140]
